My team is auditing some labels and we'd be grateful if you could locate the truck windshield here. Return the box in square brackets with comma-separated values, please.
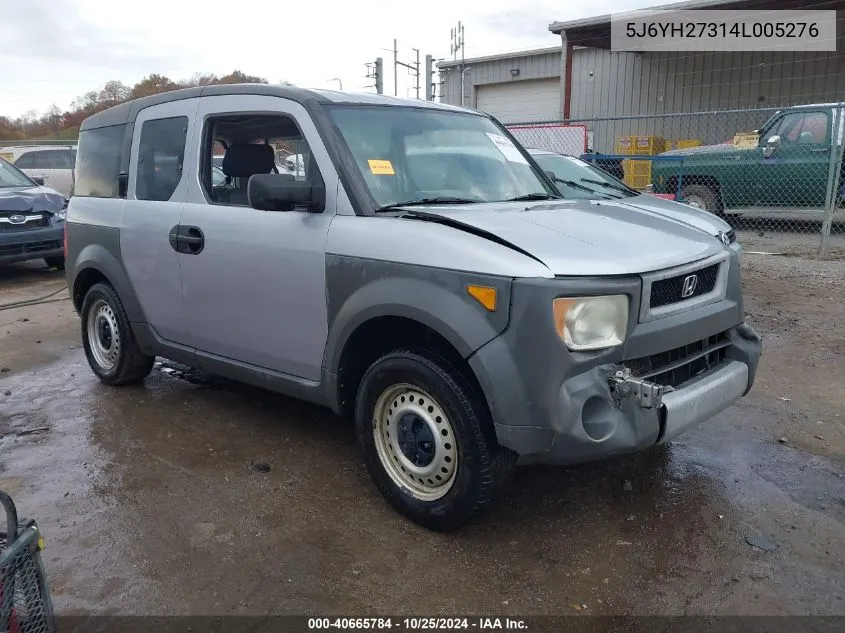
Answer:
[0, 157, 36, 188]
[326, 106, 558, 209]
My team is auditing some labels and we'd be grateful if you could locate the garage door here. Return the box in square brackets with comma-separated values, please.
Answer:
[475, 79, 561, 123]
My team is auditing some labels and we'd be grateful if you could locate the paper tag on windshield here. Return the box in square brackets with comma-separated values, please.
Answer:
[368, 159, 395, 175]
[485, 133, 529, 164]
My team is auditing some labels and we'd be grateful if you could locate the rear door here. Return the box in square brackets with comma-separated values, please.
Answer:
[120, 99, 199, 344]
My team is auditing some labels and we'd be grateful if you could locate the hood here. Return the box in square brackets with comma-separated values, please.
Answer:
[399, 200, 725, 276]
[0, 186, 66, 214]
[615, 194, 732, 235]
[660, 143, 741, 157]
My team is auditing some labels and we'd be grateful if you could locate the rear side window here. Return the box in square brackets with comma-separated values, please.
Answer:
[136, 117, 188, 202]
[75, 124, 126, 198]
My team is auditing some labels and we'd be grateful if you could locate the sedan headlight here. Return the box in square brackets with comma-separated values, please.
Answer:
[54, 199, 68, 220]
[553, 295, 629, 351]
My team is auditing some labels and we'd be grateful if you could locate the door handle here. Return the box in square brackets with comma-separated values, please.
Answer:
[168, 225, 205, 255]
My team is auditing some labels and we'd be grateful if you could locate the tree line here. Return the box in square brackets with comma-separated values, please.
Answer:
[0, 70, 279, 141]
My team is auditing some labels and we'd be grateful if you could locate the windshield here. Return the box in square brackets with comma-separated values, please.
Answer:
[0, 157, 36, 188]
[531, 152, 638, 200]
[327, 106, 558, 209]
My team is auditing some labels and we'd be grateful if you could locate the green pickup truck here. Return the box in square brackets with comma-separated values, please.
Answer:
[652, 104, 845, 218]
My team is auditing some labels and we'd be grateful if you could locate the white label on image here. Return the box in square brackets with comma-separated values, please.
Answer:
[486, 133, 529, 164]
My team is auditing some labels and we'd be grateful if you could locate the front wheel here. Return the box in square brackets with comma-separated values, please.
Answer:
[355, 349, 515, 531]
[680, 184, 722, 216]
[80, 282, 155, 385]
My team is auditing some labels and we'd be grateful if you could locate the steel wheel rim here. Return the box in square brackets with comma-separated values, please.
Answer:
[372, 384, 458, 501]
[684, 195, 706, 210]
[86, 299, 121, 371]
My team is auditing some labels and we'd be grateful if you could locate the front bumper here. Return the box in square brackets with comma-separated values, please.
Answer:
[0, 224, 64, 264]
[467, 260, 762, 466]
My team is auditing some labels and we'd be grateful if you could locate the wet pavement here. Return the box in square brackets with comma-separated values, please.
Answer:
[1, 257, 843, 616]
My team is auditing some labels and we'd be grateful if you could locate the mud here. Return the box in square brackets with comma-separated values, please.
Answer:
[1, 256, 843, 616]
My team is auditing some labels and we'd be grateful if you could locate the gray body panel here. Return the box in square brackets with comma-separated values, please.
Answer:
[66, 86, 763, 469]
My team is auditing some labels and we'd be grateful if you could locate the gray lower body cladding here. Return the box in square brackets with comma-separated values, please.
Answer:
[0, 224, 64, 264]
[469, 271, 762, 466]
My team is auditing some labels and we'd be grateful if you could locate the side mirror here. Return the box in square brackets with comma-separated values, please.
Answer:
[763, 135, 781, 158]
[248, 173, 325, 212]
[32, 177, 45, 186]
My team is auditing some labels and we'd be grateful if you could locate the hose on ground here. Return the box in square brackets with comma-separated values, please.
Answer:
[0, 286, 70, 312]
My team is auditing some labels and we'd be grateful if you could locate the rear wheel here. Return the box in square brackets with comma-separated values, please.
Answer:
[80, 282, 154, 385]
[44, 256, 64, 271]
[355, 349, 515, 531]
[680, 184, 721, 216]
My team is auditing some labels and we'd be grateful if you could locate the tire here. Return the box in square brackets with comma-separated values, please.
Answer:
[80, 282, 154, 385]
[680, 184, 721, 216]
[44, 256, 65, 271]
[355, 349, 516, 531]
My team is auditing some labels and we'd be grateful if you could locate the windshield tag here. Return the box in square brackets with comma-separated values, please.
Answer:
[485, 133, 529, 165]
[368, 159, 395, 175]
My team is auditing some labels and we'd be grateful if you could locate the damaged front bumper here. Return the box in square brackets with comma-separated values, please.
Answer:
[490, 322, 763, 466]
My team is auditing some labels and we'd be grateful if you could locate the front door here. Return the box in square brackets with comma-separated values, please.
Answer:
[754, 109, 833, 209]
[120, 98, 199, 344]
[178, 95, 337, 381]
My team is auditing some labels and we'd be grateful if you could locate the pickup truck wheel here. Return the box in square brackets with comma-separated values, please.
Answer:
[80, 282, 155, 385]
[681, 185, 721, 215]
[356, 349, 514, 531]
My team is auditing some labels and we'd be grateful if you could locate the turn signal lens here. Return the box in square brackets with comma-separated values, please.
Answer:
[466, 285, 497, 311]
[553, 295, 628, 351]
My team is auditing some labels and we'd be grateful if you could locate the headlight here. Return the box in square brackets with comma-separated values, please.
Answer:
[54, 199, 68, 220]
[553, 295, 629, 351]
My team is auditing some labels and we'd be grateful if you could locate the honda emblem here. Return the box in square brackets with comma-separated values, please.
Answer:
[681, 274, 698, 298]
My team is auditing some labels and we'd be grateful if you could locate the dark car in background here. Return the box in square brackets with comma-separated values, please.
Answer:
[0, 156, 67, 270]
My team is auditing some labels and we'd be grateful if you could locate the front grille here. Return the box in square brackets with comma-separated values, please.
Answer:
[626, 332, 729, 388]
[0, 240, 61, 256]
[0, 212, 49, 231]
[650, 263, 720, 309]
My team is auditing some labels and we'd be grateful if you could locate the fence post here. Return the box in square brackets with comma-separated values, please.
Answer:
[819, 106, 844, 257]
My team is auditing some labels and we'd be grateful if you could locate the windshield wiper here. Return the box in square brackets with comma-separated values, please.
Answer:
[580, 178, 636, 196]
[503, 193, 559, 202]
[374, 197, 479, 213]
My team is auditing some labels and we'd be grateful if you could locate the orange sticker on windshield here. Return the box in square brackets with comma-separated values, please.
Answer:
[368, 159, 395, 175]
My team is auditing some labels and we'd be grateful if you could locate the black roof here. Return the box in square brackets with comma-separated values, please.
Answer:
[80, 84, 476, 130]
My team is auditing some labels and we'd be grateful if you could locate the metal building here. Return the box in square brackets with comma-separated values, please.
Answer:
[438, 0, 845, 151]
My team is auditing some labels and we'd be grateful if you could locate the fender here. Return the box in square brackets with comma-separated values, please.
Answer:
[68, 226, 148, 325]
[324, 262, 513, 376]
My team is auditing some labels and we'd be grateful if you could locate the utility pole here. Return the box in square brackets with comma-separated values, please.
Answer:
[393, 40, 421, 99]
[451, 22, 466, 105]
[425, 55, 434, 101]
[366, 58, 384, 94]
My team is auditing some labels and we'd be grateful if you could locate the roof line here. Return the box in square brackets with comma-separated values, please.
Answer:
[437, 45, 561, 69]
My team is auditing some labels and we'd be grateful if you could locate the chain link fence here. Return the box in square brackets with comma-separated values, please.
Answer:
[507, 103, 845, 258]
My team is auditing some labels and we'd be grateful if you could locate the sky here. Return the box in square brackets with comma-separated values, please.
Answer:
[0, 0, 659, 119]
